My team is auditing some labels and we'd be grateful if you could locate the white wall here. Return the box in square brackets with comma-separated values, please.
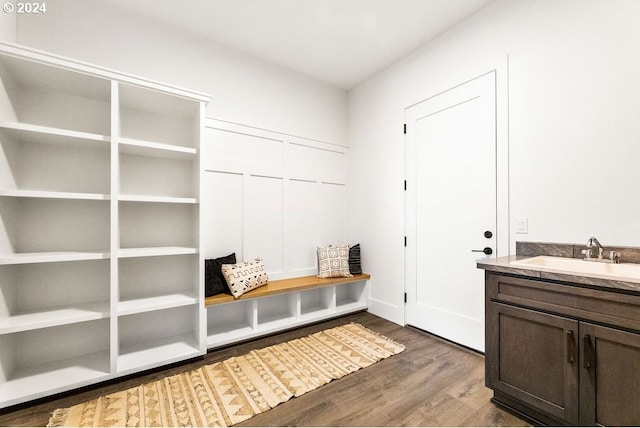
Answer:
[15, 0, 347, 146]
[0, 6, 16, 42]
[348, 0, 640, 324]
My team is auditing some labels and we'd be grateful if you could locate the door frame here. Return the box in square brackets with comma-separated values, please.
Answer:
[404, 65, 510, 327]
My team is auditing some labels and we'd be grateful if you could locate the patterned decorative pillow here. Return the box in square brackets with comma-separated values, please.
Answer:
[317, 245, 353, 278]
[221, 258, 269, 298]
[349, 244, 362, 275]
[205, 253, 236, 297]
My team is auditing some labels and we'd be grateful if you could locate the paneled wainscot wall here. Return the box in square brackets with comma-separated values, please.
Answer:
[202, 118, 349, 280]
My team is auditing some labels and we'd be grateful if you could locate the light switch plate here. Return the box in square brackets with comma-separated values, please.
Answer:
[516, 217, 528, 234]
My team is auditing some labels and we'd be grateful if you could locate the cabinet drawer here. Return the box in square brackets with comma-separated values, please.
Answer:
[486, 273, 640, 332]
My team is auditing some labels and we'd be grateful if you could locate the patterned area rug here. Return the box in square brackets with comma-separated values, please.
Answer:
[47, 323, 405, 427]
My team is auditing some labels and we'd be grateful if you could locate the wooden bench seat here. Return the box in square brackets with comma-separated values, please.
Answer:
[205, 273, 371, 306]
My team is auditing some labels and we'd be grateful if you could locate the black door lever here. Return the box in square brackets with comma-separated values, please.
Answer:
[472, 247, 493, 255]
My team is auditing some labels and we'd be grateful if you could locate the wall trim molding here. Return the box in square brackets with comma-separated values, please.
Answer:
[202, 117, 348, 281]
[206, 116, 349, 150]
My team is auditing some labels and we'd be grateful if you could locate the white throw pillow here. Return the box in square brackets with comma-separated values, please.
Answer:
[221, 259, 269, 298]
[317, 245, 353, 278]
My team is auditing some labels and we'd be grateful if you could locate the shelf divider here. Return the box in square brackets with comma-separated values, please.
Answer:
[0, 351, 111, 408]
[117, 247, 198, 259]
[118, 292, 198, 316]
[118, 194, 197, 204]
[119, 137, 196, 158]
[0, 251, 110, 266]
[0, 121, 110, 144]
[0, 189, 110, 201]
[117, 335, 200, 374]
[0, 301, 110, 334]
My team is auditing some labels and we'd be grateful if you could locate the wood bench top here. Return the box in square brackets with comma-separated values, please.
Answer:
[205, 273, 371, 306]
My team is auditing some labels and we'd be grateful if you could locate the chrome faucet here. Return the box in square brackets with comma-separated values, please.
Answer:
[582, 237, 619, 263]
[586, 237, 604, 259]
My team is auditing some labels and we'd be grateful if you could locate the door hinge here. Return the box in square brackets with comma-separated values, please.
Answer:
[404, 236, 407, 247]
[404, 180, 407, 191]
[404, 293, 407, 303]
[403, 123, 407, 134]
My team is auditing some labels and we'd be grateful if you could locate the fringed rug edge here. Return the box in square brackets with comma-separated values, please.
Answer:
[347, 322, 407, 353]
[46, 407, 68, 427]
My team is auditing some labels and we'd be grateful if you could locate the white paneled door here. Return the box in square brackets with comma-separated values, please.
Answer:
[405, 71, 496, 352]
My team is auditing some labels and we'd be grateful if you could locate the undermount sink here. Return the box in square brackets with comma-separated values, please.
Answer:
[511, 256, 640, 280]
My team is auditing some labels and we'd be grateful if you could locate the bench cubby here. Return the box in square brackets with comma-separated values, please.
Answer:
[336, 280, 368, 310]
[300, 287, 334, 319]
[257, 293, 297, 329]
[206, 299, 255, 344]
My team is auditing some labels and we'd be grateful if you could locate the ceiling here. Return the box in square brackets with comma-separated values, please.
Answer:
[108, 0, 496, 89]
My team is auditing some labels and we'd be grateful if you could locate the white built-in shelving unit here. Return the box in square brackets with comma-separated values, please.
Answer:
[206, 280, 369, 348]
[0, 42, 208, 408]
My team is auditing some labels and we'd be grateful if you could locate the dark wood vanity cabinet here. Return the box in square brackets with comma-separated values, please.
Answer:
[485, 272, 640, 426]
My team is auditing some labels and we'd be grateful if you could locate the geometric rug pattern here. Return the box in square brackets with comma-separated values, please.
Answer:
[47, 323, 405, 427]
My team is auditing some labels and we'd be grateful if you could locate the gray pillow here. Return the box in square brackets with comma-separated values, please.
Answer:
[349, 244, 362, 275]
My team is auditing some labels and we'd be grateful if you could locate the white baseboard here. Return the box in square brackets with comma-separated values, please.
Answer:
[367, 297, 404, 326]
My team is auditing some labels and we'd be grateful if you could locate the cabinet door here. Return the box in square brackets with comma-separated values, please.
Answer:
[580, 322, 640, 426]
[486, 302, 579, 424]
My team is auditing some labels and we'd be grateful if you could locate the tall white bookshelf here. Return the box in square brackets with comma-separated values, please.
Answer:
[0, 42, 208, 407]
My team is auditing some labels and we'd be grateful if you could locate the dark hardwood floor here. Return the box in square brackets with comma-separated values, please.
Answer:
[0, 312, 529, 427]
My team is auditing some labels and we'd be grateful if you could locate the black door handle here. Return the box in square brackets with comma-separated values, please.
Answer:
[583, 334, 594, 370]
[567, 330, 576, 364]
[472, 247, 493, 255]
